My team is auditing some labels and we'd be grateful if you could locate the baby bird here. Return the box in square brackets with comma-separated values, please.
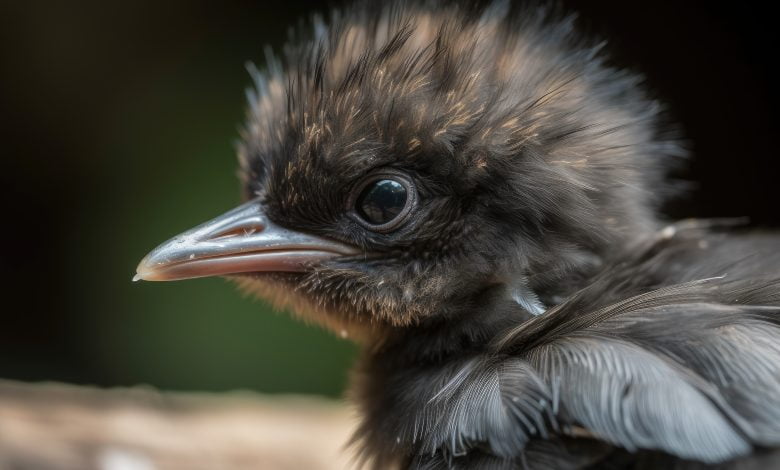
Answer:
[136, 1, 780, 468]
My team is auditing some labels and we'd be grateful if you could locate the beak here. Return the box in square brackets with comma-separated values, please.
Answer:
[135, 198, 359, 282]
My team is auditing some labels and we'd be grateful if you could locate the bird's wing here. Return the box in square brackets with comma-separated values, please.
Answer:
[496, 274, 780, 466]
[404, 230, 780, 468]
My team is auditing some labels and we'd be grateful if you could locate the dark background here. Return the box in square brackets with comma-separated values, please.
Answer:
[0, 1, 776, 397]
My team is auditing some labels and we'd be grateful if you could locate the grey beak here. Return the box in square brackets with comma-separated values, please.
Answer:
[134, 198, 359, 281]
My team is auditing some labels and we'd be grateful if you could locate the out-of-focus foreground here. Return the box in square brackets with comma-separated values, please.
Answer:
[0, 380, 354, 470]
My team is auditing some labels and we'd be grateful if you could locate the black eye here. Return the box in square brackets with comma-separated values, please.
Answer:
[357, 179, 406, 223]
[349, 171, 417, 232]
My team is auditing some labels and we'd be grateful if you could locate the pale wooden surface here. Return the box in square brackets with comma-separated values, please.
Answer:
[0, 380, 357, 470]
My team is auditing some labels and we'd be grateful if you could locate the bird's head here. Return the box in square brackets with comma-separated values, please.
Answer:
[136, 2, 682, 340]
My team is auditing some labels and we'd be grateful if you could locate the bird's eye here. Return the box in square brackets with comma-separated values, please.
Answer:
[357, 180, 406, 223]
[349, 171, 417, 232]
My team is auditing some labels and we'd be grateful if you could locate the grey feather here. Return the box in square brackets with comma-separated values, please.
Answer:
[510, 277, 547, 316]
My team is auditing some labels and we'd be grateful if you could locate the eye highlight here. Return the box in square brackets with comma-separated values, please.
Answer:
[349, 171, 417, 233]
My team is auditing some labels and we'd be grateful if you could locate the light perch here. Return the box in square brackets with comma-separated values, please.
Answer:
[0, 380, 354, 470]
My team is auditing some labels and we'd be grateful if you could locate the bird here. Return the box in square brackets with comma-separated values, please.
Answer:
[135, 1, 780, 468]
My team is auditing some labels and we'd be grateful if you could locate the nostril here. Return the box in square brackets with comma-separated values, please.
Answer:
[208, 223, 266, 241]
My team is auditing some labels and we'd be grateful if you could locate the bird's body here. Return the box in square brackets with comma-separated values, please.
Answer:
[354, 225, 780, 468]
[136, 1, 780, 468]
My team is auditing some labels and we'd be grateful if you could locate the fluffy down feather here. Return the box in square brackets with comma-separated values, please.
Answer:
[231, 1, 780, 467]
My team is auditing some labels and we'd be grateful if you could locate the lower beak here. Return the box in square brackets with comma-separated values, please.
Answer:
[134, 198, 359, 281]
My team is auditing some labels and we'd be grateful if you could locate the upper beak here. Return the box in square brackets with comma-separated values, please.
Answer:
[135, 198, 359, 282]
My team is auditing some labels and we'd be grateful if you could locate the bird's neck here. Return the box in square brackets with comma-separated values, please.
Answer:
[378, 287, 528, 358]
[349, 285, 534, 464]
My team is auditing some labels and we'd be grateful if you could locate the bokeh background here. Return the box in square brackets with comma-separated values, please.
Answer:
[0, 0, 776, 398]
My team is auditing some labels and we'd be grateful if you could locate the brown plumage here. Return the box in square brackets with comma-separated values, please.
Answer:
[136, 1, 780, 468]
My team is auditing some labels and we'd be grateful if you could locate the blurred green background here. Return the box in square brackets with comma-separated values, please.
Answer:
[1, 0, 357, 396]
[0, 1, 775, 397]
